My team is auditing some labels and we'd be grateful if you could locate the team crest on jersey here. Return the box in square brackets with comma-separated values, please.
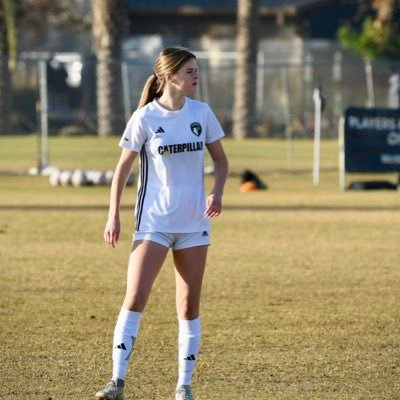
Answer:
[190, 122, 202, 137]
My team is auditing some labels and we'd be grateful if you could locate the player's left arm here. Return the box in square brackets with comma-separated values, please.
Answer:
[205, 139, 229, 218]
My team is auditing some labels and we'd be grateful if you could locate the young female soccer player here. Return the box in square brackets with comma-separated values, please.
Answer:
[95, 47, 228, 400]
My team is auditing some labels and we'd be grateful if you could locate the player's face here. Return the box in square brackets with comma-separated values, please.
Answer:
[171, 58, 199, 97]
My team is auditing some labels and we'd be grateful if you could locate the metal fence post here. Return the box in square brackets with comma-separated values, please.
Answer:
[338, 116, 345, 192]
[121, 61, 132, 123]
[313, 87, 322, 186]
[38, 59, 49, 173]
[365, 60, 375, 107]
[281, 66, 292, 169]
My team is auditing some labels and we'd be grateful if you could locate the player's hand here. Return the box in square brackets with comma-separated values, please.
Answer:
[104, 216, 121, 248]
[205, 193, 222, 218]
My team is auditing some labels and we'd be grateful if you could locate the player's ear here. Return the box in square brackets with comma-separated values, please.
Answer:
[166, 72, 179, 84]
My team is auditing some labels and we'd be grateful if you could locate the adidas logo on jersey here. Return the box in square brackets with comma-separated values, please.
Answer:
[155, 127, 165, 134]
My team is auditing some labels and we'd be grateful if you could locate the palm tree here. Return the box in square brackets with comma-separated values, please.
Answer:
[91, 0, 126, 136]
[338, 0, 400, 106]
[0, 0, 15, 134]
[232, 0, 260, 139]
[338, 0, 400, 60]
[373, 0, 398, 24]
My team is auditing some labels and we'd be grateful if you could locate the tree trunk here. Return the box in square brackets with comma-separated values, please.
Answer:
[92, 0, 125, 136]
[0, 1, 11, 134]
[232, 0, 260, 139]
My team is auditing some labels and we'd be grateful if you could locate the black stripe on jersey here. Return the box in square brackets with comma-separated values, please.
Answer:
[135, 146, 148, 231]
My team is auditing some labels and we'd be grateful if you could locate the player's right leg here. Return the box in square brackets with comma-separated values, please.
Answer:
[96, 239, 169, 400]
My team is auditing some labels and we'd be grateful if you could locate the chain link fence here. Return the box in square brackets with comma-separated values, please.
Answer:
[2, 51, 400, 138]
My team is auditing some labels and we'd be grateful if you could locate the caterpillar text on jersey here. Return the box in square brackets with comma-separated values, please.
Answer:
[158, 141, 203, 156]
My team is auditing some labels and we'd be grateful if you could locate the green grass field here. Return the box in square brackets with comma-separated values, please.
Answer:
[1, 136, 400, 399]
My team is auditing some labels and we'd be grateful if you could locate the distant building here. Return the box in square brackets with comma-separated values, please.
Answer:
[123, 0, 360, 57]
[125, 0, 359, 39]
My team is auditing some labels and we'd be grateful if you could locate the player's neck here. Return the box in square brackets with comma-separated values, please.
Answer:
[157, 92, 185, 111]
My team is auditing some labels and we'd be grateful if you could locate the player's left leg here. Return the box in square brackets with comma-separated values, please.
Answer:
[173, 245, 208, 400]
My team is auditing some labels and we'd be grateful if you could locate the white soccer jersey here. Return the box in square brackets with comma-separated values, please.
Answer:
[119, 97, 225, 233]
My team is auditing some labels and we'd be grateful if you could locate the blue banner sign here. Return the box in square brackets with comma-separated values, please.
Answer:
[345, 107, 400, 172]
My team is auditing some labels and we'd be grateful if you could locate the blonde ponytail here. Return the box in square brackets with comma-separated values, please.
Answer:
[137, 74, 161, 109]
[136, 47, 196, 110]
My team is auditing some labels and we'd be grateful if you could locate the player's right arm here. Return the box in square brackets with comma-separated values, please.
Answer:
[104, 148, 137, 248]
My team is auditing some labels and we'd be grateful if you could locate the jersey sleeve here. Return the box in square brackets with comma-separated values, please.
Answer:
[205, 105, 225, 144]
[119, 111, 147, 152]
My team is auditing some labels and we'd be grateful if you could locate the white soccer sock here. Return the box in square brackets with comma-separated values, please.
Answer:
[112, 308, 142, 381]
[177, 317, 201, 386]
